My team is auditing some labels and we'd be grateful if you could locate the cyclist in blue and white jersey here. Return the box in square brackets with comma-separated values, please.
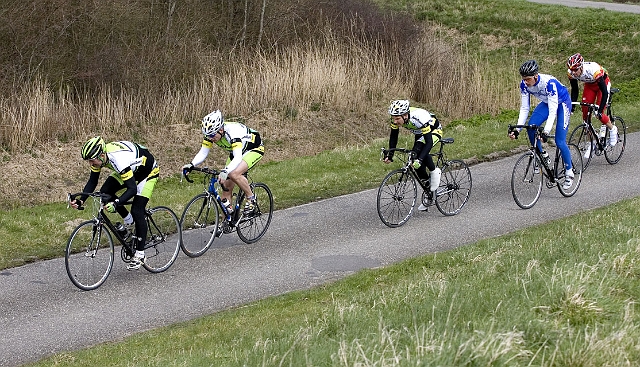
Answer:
[508, 59, 574, 189]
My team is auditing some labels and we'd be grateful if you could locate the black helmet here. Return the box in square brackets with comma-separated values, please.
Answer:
[519, 60, 539, 77]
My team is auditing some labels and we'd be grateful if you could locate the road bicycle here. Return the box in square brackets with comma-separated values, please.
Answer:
[180, 166, 273, 257]
[377, 137, 472, 228]
[65, 192, 182, 290]
[568, 87, 626, 171]
[508, 125, 583, 209]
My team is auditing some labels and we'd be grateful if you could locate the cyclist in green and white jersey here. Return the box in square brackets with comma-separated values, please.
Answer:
[70, 137, 160, 270]
[182, 110, 264, 215]
[383, 100, 443, 211]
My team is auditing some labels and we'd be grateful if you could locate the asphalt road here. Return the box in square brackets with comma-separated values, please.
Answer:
[1, 130, 638, 366]
[527, 0, 640, 13]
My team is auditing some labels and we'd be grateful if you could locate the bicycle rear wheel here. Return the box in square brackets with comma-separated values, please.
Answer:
[143, 206, 181, 273]
[568, 124, 594, 171]
[376, 169, 417, 227]
[604, 116, 626, 165]
[237, 182, 274, 244]
[435, 159, 472, 216]
[511, 152, 543, 209]
[180, 194, 219, 257]
[65, 221, 114, 291]
[557, 144, 583, 197]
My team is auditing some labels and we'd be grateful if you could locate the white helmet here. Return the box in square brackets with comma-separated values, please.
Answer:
[201, 110, 224, 136]
[388, 100, 410, 116]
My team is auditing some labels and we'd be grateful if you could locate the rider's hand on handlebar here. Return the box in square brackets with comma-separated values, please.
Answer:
[104, 200, 118, 213]
[182, 163, 194, 175]
[69, 199, 83, 210]
[219, 169, 229, 181]
[595, 110, 603, 120]
[540, 131, 549, 143]
[508, 129, 519, 140]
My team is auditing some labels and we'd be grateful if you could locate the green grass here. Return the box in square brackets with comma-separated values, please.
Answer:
[28, 198, 640, 366]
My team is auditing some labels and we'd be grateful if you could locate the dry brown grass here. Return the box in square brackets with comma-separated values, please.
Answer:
[0, 30, 518, 210]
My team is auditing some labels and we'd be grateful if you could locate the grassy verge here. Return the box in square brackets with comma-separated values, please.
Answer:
[28, 196, 640, 366]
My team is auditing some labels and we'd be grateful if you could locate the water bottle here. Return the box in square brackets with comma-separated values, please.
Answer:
[599, 125, 607, 138]
[541, 151, 551, 168]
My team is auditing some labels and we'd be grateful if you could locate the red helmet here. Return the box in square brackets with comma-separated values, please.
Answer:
[567, 53, 584, 70]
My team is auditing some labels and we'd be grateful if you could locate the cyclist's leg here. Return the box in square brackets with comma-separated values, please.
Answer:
[554, 103, 573, 172]
[133, 173, 158, 251]
[231, 148, 264, 198]
[411, 137, 429, 180]
[101, 175, 130, 221]
[581, 84, 598, 122]
[528, 104, 548, 154]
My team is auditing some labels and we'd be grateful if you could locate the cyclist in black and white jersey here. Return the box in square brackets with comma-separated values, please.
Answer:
[383, 100, 443, 211]
[70, 137, 160, 270]
[183, 110, 265, 215]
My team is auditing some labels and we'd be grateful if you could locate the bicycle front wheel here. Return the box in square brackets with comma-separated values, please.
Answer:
[376, 169, 417, 227]
[511, 152, 543, 209]
[557, 144, 583, 197]
[143, 206, 181, 273]
[435, 159, 472, 216]
[568, 124, 593, 171]
[65, 221, 114, 291]
[180, 194, 219, 257]
[237, 182, 274, 244]
[604, 116, 626, 165]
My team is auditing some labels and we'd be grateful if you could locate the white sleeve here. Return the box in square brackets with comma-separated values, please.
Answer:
[517, 90, 530, 128]
[225, 147, 244, 172]
[191, 146, 210, 166]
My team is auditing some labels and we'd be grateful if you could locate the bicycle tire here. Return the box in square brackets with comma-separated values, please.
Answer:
[556, 143, 583, 197]
[568, 124, 593, 171]
[376, 169, 417, 227]
[142, 206, 181, 273]
[236, 182, 274, 244]
[180, 193, 219, 257]
[604, 116, 626, 165]
[511, 151, 543, 209]
[65, 220, 114, 291]
[435, 159, 472, 216]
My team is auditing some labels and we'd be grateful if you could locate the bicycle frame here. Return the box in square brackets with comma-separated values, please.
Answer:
[182, 167, 246, 229]
[508, 125, 560, 184]
[68, 193, 131, 248]
[68, 192, 165, 255]
[381, 138, 449, 192]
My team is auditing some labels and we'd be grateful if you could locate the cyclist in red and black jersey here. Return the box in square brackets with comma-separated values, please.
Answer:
[567, 53, 618, 146]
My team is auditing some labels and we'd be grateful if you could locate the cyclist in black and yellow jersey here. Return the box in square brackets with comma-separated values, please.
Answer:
[182, 110, 265, 215]
[70, 137, 160, 270]
[383, 100, 443, 211]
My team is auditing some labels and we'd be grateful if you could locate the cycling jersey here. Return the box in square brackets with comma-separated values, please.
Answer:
[83, 141, 159, 203]
[568, 61, 610, 122]
[191, 121, 264, 172]
[387, 106, 443, 176]
[518, 73, 571, 134]
[389, 107, 441, 135]
[567, 61, 607, 84]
